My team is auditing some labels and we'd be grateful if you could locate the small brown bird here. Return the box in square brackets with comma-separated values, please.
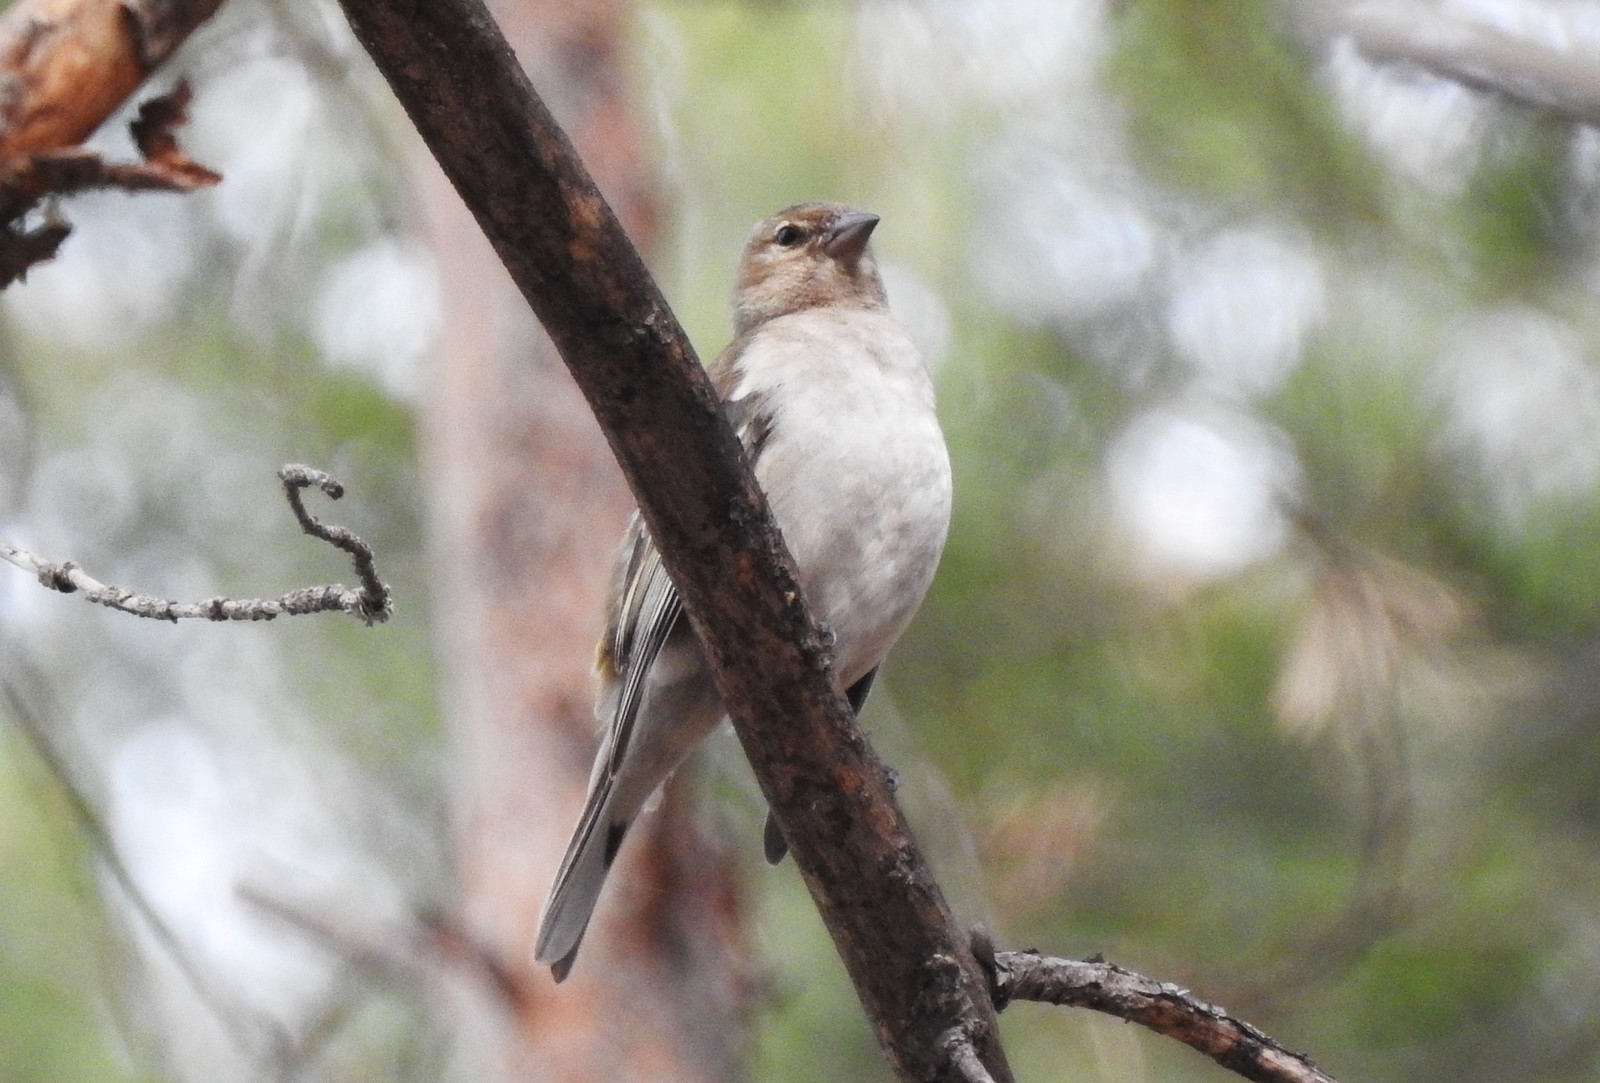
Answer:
[534, 203, 952, 980]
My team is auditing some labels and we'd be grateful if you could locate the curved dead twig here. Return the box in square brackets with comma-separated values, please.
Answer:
[0, 464, 392, 624]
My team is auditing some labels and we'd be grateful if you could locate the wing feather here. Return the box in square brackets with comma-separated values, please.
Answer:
[604, 539, 680, 776]
[593, 344, 774, 774]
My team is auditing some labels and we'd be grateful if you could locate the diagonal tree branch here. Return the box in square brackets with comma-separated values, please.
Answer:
[0, 465, 391, 624]
[1331, 2, 1600, 127]
[328, 2, 1012, 1080]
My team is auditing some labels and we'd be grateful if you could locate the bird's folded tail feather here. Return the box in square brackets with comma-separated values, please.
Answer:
[535, 778, 629, 981]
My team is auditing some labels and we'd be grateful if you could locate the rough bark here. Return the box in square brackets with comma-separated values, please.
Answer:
[990, 950, 1341, 1083]
[336, 0, 1014, 1080]
[413, 2, 748, 1081]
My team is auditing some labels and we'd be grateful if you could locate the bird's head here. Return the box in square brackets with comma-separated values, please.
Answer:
[731, 203, 888, 336]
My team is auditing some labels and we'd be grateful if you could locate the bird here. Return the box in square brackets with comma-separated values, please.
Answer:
[534, 202, 953, 981]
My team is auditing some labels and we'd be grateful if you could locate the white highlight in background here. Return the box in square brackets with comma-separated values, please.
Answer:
[1105, 404, 1299, 582]
[1165, 227, 1326, 397]
[313, 237, 441, 401]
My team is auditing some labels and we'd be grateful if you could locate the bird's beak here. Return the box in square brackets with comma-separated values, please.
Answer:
[823, 210, 880, 262]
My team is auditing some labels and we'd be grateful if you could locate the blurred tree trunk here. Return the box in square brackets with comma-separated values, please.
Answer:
[413, 2, 749, 1079]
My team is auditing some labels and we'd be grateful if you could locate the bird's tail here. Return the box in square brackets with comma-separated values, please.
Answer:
[535, 779, 629, 982]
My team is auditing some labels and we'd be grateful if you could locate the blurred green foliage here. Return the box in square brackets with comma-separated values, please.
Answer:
[0, 731, 133, 1083]
[1112, 0, 1386, 221]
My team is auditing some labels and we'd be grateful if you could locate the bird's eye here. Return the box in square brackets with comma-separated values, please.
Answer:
[774, 224, 805, 247]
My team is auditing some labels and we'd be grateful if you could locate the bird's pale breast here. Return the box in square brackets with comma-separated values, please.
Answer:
[732, 308, 952, 687]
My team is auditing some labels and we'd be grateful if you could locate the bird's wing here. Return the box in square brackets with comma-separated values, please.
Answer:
[538, 510, 675, 978]
[594, 342, 775, 770]
[598, 518, 681, 777]
[541, 369, 775, 976]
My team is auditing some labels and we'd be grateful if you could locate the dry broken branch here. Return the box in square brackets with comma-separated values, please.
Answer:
[0, 0, 227, 286]
[0, 464, 391, 624]
[0, 81, 220, 285]
[0, 0, 225, 158]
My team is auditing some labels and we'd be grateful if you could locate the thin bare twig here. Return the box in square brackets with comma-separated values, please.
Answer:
[0, 83, 219, 210]
[239, 885, 533, 1015]
[0, 464, 392, 624]
[277, 464, 392, 622]
[985, 947, 1340, 1083]
[239, 885, 431, 985]
[0, 212, 69, 286]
